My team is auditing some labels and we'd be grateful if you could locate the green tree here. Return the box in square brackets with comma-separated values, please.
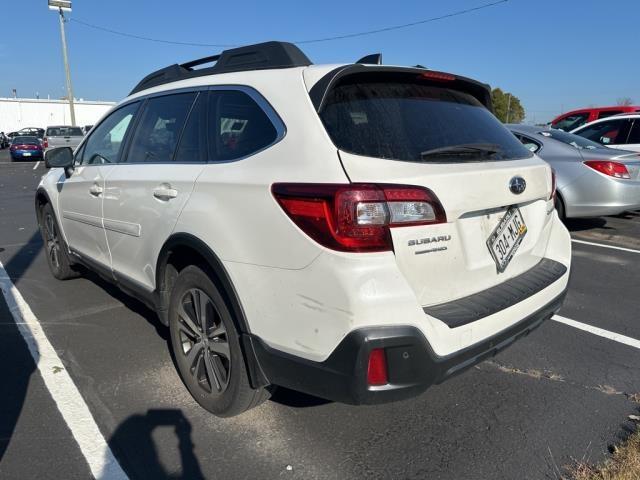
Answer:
[491, 88, 525, 123]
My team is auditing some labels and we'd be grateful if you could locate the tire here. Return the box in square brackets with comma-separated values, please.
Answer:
[39, 203, 80, 280]
[554, 194, 566, 222]
[168, 265, 269, 417]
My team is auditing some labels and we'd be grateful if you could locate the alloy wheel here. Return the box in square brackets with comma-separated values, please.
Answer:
[177, 288, 231, 394]
[44, 213, 61, 270]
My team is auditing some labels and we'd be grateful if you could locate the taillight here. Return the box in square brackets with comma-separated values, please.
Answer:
[584, 160, 630, 179]
[367, 348, 388, 386]
[550, 168, 557, 200]
[43, 138, 48, 148]
[272, 183, 446, 252]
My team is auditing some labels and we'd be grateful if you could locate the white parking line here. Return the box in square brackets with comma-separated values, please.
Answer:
[0, 262, 128, 480]
[571, 238, 640, 255]
[552, 314, 640, 350]
[33, 161, 40, 170]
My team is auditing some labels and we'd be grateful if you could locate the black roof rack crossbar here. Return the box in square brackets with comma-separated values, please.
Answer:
[130, 41, 313, 95]
[180, 54, 221, 70]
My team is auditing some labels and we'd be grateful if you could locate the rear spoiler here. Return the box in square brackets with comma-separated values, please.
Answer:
[308, 65, 493, 114]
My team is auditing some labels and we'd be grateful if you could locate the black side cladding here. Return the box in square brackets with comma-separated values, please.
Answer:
[130, 41, 313, 95]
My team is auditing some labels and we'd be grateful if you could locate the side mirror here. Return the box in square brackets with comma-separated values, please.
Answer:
[45, 147, 74, 176]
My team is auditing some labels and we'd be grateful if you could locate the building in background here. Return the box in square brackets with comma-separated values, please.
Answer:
[0, 97, 115, 132]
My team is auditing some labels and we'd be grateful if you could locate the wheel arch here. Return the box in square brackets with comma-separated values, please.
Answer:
[34, 187, 52, 227]
[156, 233, 269, 388]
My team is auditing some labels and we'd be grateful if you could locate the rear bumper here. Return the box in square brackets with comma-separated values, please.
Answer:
[11, 150, 42, 159]
[249, 285, 567, 405]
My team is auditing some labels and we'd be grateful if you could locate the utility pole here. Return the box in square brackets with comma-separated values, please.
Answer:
[505, 93, 512, 124]
[49, 1, 76, 125]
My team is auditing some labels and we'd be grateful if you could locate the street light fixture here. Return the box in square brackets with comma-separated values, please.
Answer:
[48, 0, 76, 125]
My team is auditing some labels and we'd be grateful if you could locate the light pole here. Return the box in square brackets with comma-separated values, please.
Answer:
[49, 0, 76, 126]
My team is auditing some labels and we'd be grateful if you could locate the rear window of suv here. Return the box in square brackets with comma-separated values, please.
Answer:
[319, 73, 532, 162]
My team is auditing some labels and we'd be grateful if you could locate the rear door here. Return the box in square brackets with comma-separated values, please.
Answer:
[102, 90, 207, 290]
[316, 72, 554, 306]
[58, 102, 139, 268]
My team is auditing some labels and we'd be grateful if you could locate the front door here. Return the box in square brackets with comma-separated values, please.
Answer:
[58, 101, 140, 268]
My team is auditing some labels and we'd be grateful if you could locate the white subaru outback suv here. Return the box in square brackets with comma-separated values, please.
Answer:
[36, 42, 571, 417]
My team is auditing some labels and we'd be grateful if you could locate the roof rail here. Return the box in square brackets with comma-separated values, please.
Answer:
[129, 41, 313, 95]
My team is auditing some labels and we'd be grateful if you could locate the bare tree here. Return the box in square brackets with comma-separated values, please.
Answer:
[616, 97, 634, 106]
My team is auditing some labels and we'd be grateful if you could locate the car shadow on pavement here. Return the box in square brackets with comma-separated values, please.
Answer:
[269, 387, 332, 408]
[109, 409, 204, 480]
[0, 232, 41, 464]
[565, 217, 609, 232]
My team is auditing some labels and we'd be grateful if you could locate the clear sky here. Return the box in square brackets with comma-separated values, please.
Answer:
[2, 0, 638, 123]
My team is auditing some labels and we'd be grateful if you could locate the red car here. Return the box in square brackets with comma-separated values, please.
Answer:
[551, 105, 640, 131]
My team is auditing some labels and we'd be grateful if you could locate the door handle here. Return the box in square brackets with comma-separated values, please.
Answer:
[153, 184, 178, 200]
[89, 184, 103, 197]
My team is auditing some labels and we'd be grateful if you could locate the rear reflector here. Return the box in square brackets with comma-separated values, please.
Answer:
[367, 348, 388, 386]
[584, 160, 630, 179]
[272, 183, 446, 252]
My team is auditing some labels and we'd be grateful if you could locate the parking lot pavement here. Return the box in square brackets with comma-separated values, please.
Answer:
[0, 149, 639, 479]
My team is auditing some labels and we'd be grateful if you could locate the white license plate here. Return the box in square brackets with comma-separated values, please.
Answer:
[22, 152, 32, 156]
[486, 206, 527, 273]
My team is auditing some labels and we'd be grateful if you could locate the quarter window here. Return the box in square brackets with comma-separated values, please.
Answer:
[208, 90, 278, 161]
[79, 102, 139, 165]
[627, 120, 640, 144]
[127, 92, 197, 163]
[514, 134, 541, 153]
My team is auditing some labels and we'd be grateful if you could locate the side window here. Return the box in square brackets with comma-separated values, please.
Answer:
[552, 113, 589, 132]
[174, 92, 207, 163]
[627, 120, 640, 144]
[80, 102, 139, 165]
[597, 110, 622, 119]
[208, 90, 278, 161]
[575, 119, 632, 145]
[515, 134, 541, 153]
[127, 92, 197, 163]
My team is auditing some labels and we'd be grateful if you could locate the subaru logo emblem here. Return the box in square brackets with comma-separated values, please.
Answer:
[509, 176, 526, 195]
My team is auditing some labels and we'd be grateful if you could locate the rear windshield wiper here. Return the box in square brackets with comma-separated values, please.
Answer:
[420, 143, 503, 160]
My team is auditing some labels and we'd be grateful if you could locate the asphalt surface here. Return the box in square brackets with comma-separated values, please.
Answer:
[0, 148, 639, 480]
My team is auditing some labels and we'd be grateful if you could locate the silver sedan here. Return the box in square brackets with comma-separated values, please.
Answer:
[508, 124, 640, 219]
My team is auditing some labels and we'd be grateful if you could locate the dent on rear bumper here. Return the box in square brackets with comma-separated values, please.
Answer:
[251, 286, 567, 405]
[227, 213, 571, 363]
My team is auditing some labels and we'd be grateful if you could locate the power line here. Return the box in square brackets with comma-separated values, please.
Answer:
[69, 0, 508, 48]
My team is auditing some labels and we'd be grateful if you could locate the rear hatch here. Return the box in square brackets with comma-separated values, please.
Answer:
[312, 69, 554, 306]
[45, 126, 84, 148]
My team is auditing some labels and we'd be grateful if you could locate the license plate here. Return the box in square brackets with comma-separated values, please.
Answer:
[486, 206, 527, 273]
[22, 152, 31, 156]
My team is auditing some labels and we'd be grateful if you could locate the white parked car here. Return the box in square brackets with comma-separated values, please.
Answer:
[570, 113, 640, 152]
[36, 42, 571, 417]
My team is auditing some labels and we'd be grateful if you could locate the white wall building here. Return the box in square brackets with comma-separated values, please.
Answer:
[0, 97, 116, 133]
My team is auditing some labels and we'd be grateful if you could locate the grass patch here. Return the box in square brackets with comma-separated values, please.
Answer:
[568, 427, 640, 480]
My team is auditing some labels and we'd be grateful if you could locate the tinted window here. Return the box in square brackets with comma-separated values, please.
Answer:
[46, 126, 83, 136]
[80, 102, 139, 165]
[552, 113, 590, 131]
[574, 119, 632, 145]
[209, 90, 277, 161]
[127, 93, 196, 163]
[514, 134, 541, 153]
[597, 110, 622, 119]
[628, 120, 640, 144]
[320, 74, 531, 162]
[12, 136, 39, 144]
[174, 92, 207, 163]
